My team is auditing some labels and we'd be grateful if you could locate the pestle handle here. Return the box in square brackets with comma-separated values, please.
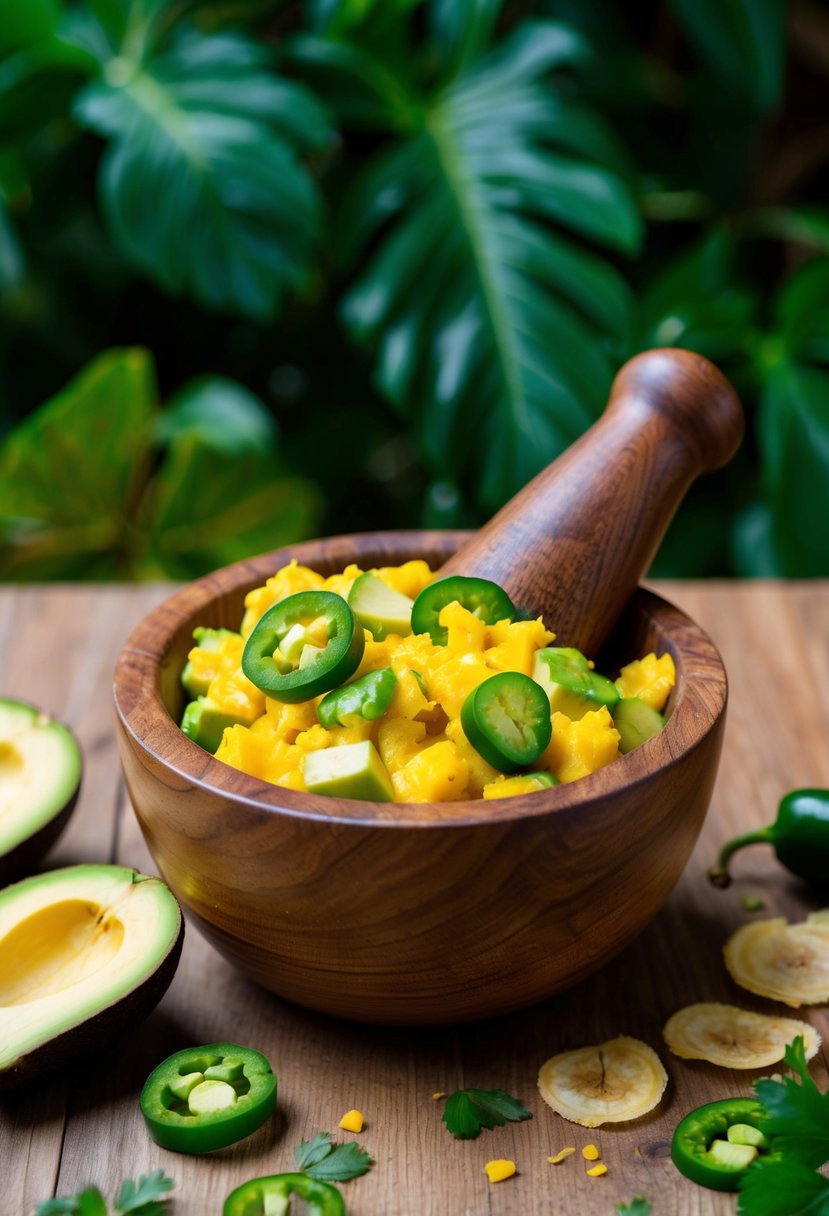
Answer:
[438, 348, 744, 657]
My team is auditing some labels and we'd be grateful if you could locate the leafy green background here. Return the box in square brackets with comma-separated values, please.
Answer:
[1, 0, 827, 580]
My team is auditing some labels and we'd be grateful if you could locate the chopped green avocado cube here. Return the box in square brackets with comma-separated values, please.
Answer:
[181, 698, 250, 754]
[303, 741, 395, 801]
[612, 697, 664, 754]
[181, 627, 240, 698]
[348, 572, 414, 640]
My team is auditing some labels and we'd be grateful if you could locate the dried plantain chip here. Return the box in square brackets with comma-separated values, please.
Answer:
[537, 1036, 667, 1128]
[663, 1001, 821, 1067]
[724, 913, 829, 1007]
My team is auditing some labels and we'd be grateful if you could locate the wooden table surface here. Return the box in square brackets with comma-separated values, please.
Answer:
[1, 580, 827, 1216]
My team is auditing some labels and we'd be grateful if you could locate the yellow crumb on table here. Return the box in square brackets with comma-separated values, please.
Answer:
[338, 1109, 364, 1133]
[431, 1091, 446, 1100]
[547, 1147, 576, 1164]
[586, 1163, 608, 1177]
[484, 1160, 516, 1183]
[581, 1144, 600, 1161]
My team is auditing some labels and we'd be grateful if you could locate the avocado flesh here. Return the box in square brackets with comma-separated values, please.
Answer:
[304, 740, 394, 801]
[348, 572, 413, 640]
[0, 699, 82, 880]
[0, 864, 182, 1086]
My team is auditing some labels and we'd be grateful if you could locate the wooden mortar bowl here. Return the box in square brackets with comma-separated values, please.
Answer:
[114, 530, 727, 1025]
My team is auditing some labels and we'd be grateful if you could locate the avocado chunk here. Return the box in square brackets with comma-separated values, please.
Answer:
[612, 697, 665, 754]
[0, 864, 183, 1089]
[348, 572, 414, 640]
[0, 698, 82, 885]
[532, 648, 620, 720]
[181, 627, 240, 699]
[304, 741, 394, 801]
[181, 695, 258, 754]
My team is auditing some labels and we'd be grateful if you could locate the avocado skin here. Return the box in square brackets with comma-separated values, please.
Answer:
[0, 915, 184, 1091]
[0, 779, 82, 887]
[0, 699, 83, 885]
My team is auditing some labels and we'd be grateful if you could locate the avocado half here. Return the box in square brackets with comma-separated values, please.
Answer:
[0, 698, 82, 884]
[0, 864, 183, 1088]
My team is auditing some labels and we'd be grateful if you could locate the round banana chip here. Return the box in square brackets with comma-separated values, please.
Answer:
[663, 1001, 821, 1068]
[537, 1036, 667, 1127]
[724, 914, 829, 1007]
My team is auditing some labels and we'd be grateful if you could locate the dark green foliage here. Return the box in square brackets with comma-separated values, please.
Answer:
[0, 0, 827, 578]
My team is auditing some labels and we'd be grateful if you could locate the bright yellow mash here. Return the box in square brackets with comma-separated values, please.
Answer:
[192, 561, 674, 802]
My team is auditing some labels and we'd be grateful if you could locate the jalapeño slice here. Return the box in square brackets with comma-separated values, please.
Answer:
[242, 591, 365, 703]
[461, 672, 552, 773]
[411, 576, 516, 645]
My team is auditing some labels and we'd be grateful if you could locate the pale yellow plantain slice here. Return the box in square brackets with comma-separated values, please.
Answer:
[663, 1001, 820, 1067]
[537, 1036, 667, 1128]
[806, 909, 829, 928]
[724, 914, 829, 1007]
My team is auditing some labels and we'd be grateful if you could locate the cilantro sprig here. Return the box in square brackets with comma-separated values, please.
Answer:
[293, 1131, 373, 1181]
[617, 1199, 652, 1216]
[441, 1087, 532, 1140]
[737, 1036, 829, 1216]
[35, 1171, 173, 1216]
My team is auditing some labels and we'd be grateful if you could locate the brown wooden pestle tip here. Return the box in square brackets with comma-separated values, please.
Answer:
[439, 348, 745, 656]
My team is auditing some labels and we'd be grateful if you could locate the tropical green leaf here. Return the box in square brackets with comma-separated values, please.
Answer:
[0, 348, 156, 578]
[0, 199, 24, 294]
[740, 205, 829, 255]
[304, 14, 639, 510]
[668, 0, 786, 112]
[0, 34, 93, 141]
[0, 0, 60, 56]
[638, 227, 759, 360]
[74, 29, 329, 319]
[142, 435, 322, 579]
[773, 256, 829, 365]
[427, 0, 501, 79]
[308, 0, 421, 38]
[754, 363, 829, 576]
[157, 376, 278, 455]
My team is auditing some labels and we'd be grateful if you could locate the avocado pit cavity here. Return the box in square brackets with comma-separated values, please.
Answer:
[0, 865, 183, 1087]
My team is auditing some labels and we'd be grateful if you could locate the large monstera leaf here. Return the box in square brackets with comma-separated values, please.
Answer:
[73, 29, 329, 319]
[293, 14, 640, 512]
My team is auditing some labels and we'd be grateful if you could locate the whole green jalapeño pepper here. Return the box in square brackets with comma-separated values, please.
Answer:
[671, 1097, 772, 1191]
[461, 672, 552, 772]
[242, 591, 365, 703]
[223, 1173, 345, 1216]
[410, 576, 516, 645]
[317, 667, 397, 729]
[140, 1042, 276, 1153]
[709, 788, 829, 889]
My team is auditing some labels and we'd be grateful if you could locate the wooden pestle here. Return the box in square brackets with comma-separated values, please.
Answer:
[438, 348, 745, 656]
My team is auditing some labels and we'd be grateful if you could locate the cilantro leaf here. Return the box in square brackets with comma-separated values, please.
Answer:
[304, 1142, 373, 1182]
[754, 1037, 829, 1168]
[617, 1200, 652, 1216]
[293, 1131, 373, 1182]
[737, 1156, 829, 1216]
[35, 1174, 174, 1216]
[293, 1132, 336, 1170]
[35, 1188, 108, 1216]
[441, 1088, 532, 1139]
[115, 1170, 175, 1215]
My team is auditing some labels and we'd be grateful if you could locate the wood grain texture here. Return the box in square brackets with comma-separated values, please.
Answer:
[0, 581, 827, 1216]
[113, 533, 727, 1023]
[440, 349, 744, 655]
